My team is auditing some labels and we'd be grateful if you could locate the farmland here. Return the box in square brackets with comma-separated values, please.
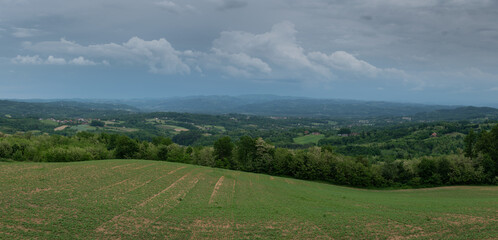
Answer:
[293, 134, 325, 144]
[0, 160, 496, 239]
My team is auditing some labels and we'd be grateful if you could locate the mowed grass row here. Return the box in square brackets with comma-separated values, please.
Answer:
[0, 160, 497, 239]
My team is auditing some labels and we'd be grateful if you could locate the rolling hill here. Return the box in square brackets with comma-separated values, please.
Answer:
[1, 160, 496, 239]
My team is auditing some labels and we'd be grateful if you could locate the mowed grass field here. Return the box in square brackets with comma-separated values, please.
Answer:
[0, 160, 497, 239]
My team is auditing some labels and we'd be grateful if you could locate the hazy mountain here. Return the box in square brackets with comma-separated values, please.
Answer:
[119, 95, 457, 118]
[413, 106, 498, 121]
[0, 100, 138, 118]
[3, 96, 498, 120]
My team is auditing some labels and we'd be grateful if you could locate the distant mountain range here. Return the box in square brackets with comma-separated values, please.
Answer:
[118, 95, 457, 118]
[0, 100, 137, 118]
[2, 95, 498, 120]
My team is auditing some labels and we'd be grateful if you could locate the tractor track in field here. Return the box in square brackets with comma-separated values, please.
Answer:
[94, 165, 187, 194]
[95, 170, 203, 236]
[209, 176, 225, 205]
[97, 179, 130, 191]
[139, 172, 192, 207]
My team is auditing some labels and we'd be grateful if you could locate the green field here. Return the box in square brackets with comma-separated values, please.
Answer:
[70, 124, 97, 132]
[0, 160, 496, 239]
[293, 134, 325, 144]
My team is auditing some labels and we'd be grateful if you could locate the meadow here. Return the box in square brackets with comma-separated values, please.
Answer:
[293, 134, 325, 144]
[0, 160, 496, 239]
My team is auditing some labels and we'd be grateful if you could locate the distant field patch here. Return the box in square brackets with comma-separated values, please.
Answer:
[40, 119, 59, 126]
[54, 125, 69, 131]
[0, 160, 496, 239]
[70, 124, 97, 131]
[293, 134, 325, 144]
[157, 124, 189, 132]
[105, 126, 138, 133]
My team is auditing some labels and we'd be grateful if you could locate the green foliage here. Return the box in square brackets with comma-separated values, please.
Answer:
[172, 130, 202, 146]
[90, 120, 105, 127]
[0, 124, 497, 188]
[213, 136, 234, 168]
[114, 135, 139, 159]
[464, 129, 477, 159]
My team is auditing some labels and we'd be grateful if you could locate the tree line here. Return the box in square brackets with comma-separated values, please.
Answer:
[1, 124, 497, 187]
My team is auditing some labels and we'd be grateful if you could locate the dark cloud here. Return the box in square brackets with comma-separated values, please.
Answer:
[0, 0, 497, 104]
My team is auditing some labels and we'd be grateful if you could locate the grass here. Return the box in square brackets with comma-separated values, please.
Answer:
[70, 125, 97, 132]
[0, 160, 496, 239]
[293, 134, 325, 144]
[39, 119, 59, 126]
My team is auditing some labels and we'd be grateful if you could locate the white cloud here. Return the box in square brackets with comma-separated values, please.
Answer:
[155, 1, 195, 13]
[11, 55, 100, 66]
[12, 27, 43, 38]
[207, 48, 271, 78]
[209, 21, 405, 80]
[46, 55, 66, 65]
[211, 21, 330, 78]
[18, 22, 406, 81]
[11, 55, 43, 64]
[308, 51, 380, 77]
[26, 37, 190, 74]
[69, 56, 97, 66]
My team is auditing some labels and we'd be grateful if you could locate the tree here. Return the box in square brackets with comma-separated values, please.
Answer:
[235, 136, 256, 171]
[464, 129, 477, 159]
[157, 145, 169, 161]
[213, 136, 234, 168]
[152, 136, 173, 146]
[115, 135, 139, 159]
[90, 120, 105, 127]
[338, 128, 352, 135]
[253, 138, 275, 173]
[475, 124, 498, 182]
[172, 130, 202, 146]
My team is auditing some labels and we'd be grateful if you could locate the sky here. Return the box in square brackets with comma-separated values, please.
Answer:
[1, 0, 498, 106]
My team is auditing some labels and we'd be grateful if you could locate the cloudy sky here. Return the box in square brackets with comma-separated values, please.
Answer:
[1, 0, 498, 106]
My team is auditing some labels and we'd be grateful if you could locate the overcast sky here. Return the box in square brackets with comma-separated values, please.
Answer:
[1, 0, 498, 106]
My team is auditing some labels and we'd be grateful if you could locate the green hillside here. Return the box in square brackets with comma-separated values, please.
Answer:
[0, 160, 496, 239]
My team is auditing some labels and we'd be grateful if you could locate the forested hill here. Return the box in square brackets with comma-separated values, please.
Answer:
[2, 97, 498, 121]
[0, 100, 138, 118]
[120, 95, 457, 118]
[413, 106, 498, 121]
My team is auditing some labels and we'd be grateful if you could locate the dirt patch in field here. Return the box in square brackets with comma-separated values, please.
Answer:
[0, 222, 43, 233]
[209, 176, 225, 205]
[16, 218, 47, 225]
[25, 188, 52, 195]
[174, 128, 189, 132]
[285, 179, 295, 185]
[96, 216, 153, 235]
[433, 213, 496, 227]
[189, 219, 232, 239]
[54, 125, 69, 131]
